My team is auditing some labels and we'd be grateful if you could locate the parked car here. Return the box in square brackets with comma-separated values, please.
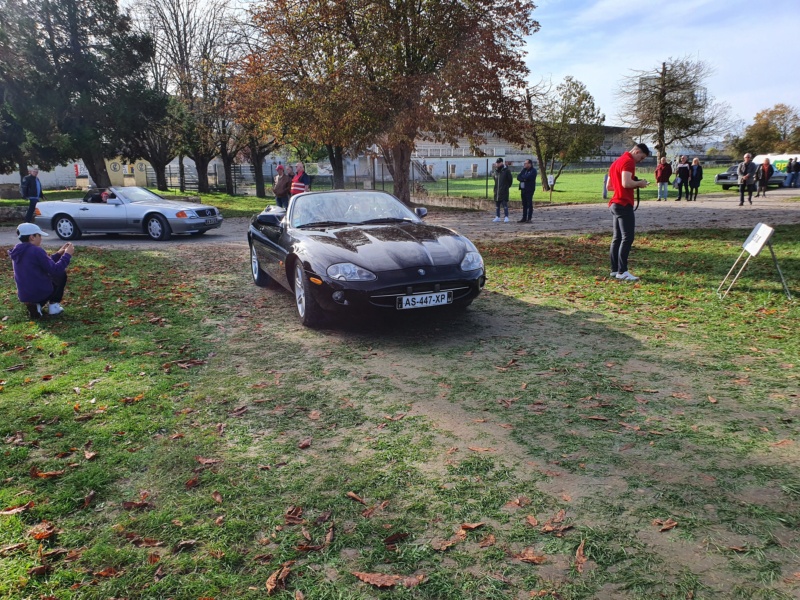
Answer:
[714, 165, 787, 190]
[34, 186, 223, 241]
[248, 190, 486, 326]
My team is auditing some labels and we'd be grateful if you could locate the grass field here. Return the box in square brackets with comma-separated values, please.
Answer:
[1, 224, 798, 599]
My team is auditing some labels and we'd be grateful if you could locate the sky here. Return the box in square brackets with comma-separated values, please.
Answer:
[523, 0, 800, 131]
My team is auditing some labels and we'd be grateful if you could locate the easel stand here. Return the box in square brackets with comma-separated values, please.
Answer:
[717, 223, 792, 300]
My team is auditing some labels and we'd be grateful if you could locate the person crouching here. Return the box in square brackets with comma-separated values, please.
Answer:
[9, 223, 74, 319]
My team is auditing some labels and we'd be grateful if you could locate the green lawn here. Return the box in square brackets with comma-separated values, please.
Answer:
[1, 224, 798, 599]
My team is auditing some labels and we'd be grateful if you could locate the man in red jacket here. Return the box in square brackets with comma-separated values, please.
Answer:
[606, 143, 651, 282]
[654, 157, 672, 201]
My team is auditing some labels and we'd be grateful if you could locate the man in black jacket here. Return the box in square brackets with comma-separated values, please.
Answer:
[20, 168, 44, 223]
[516, 159, 538, 222]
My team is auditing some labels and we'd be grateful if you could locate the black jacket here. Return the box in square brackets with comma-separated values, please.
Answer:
[20, 174, 44, 200]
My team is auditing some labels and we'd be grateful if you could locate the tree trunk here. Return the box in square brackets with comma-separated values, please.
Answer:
[252, 141, 266, 198]
[219, 142, 235, 195]
[82, 152, 111, 188]
[179, 154, 185, 192]
[326, 144, 345, 189]
[192, 155, 212, 193]
[382, 141, 412, 204]
[154, 163, 168, 191]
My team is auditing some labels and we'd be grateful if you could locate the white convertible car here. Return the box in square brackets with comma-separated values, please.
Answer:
[33, 186, 223, 241]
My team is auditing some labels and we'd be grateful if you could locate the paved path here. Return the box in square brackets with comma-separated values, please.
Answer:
[1, 188, 799, 250]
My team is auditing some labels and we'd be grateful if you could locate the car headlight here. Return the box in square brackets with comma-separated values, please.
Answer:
[175, 210, 198, 219]
[327, 263, 377, 281]
[460, 251, 484, 271]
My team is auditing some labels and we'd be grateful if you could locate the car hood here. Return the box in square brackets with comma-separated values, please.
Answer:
[128, 199, 217, 211]
[303, 222, 475, 270]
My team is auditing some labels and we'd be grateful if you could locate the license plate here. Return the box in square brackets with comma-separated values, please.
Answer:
[205, 218, 217, 225]
[396, 291, 452, 310]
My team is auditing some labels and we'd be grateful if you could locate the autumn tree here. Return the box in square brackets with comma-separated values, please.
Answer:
[617, 57, 731, 159]
[727, 104, 800, 156]
[245, 0, 538, 204]
[524, 77, 604, 191]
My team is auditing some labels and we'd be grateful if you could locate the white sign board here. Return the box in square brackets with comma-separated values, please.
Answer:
[547, 174, 554, 186]
[742, 223, 774, 257]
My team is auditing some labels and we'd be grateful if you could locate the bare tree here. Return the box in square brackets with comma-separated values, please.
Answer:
[617, 57, 731, 159]
[135, 0, 238, 192]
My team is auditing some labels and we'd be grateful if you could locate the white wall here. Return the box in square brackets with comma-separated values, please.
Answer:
[0, 164, 79, 190]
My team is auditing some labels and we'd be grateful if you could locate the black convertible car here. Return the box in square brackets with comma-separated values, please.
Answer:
[248, 190, 486, 326]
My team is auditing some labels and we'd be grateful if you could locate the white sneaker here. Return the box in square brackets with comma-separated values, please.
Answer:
[48, 302, 64, 315]
[503, 217, 509, 223]
[616, 271, 640, 282]
[610, 271, 618, 278]
[492, 217, 501, 222]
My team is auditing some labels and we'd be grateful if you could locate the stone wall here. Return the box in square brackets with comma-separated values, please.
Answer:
[0, 206, 28, 223]
[0, 184, 20, 199]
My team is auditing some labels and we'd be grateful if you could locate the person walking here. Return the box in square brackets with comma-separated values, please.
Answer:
[738, 153, 757, 206]
[272, 165, 292, 208]
[688, 157, 703, 201]
[674, 155, 690, 201]
[9, 223, 73, 319]
[654, 157, 672, 201]
[606, 143, 651, 282]
[516, 159, 537, 222]
[492, 158, 512, 223]
[793, 157, 800, 188]
[20, 167, 44, 223]
[755, 157, 774, 198]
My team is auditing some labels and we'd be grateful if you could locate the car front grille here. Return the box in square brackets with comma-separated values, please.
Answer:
[195, 208, 216, 217]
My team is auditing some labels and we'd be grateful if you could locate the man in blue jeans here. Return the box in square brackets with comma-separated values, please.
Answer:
[20, 168, 44, 223]
[606, 143, 651, 282]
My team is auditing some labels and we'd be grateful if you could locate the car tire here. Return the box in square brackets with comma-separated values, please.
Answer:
[722, 185, 731, 190]
[54, 215, 82, 240]
[145, 214, 171, 241]
[293, 261, 324, 327]
[250, 244, 274, 288]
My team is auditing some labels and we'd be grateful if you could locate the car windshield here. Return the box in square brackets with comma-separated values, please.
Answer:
[289, 192, 419, 228]
[123, 188, 164, 203]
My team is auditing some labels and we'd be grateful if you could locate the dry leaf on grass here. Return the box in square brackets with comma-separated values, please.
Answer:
[284, 506, 304, 525]
[211, 491, 223, 504]
[652, 518, 678, 532]
[298, 437, 313, 449]
[28, 521, 57, 540]
[195, 456, 222, 466]
[0, 500, 34, 515]
[266, 561, 295, 595]
[479, 534, 496, 547]
[346, 491, 367, 505]
[514, 547, 547, 564]
[575, 539, 587, 573]
[30, 466, 65, 479]
[525, 516, 539, 527]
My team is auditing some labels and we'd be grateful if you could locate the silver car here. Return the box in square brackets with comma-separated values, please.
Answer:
[34, 186, 223, 241]
[714, 165, 787, 190]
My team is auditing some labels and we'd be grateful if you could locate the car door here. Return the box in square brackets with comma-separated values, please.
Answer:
[75, 198, 128, 232]
[252, 217, 291, 287]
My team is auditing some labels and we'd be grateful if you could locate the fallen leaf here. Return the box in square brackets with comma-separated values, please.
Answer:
[575, 539, 587, 573]
[352, 571, 401, 588]
[266, 561, 295, 595]
[185, 477, 200, 489]
[30, 466, 65, 479]
[298, 437, 312, 449]
[506, 496, 531, 508]
[284, 506, 304, 525]
[0, 543, 27, 556]
[195, 456, 222, 466]
[708, 396, 718, 404]
[94, 567, 119, 577]
[431, 537, 458, 551]
[211, 491, 223, 504]
[525, 516, 539, 527]
[84, 451, 97, 460]
[479, 534, 496, 547]
[346, 491, 367, 505]
[652, 517, 678, 532]
[308, 410, 321, 420]
[29, 521, 57, 540]
[121, 501, 152, 510]
[515, 547, 547, 564]
[0, 500, 34, 516]
[27, 565, 52, 577]
[173, 539, 198, 552]
[770, 439, 793, 447]
[467, 446, 495, 452]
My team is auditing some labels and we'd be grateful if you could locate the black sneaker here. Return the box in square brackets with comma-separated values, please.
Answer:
[25, 303, 43, 320]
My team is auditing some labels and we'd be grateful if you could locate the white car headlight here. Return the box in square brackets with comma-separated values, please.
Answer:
[460, 251, 484, 271]
[327, 263, 377, 281]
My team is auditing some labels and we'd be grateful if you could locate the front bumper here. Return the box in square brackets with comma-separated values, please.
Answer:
[304, 265, 486, 313]
[168, 215, 224, 234]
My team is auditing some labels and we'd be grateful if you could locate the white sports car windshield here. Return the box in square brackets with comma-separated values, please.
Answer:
[123, 188, 164, 202]
[290, 192, 419, 228]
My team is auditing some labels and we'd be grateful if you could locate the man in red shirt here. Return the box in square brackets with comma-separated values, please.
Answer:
[607, 143, 651, 282]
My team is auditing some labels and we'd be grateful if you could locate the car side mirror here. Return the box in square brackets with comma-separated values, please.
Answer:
[107, 197, 122, 205]
[256, 212, 283, 227]
[415, 207, 428, 218]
